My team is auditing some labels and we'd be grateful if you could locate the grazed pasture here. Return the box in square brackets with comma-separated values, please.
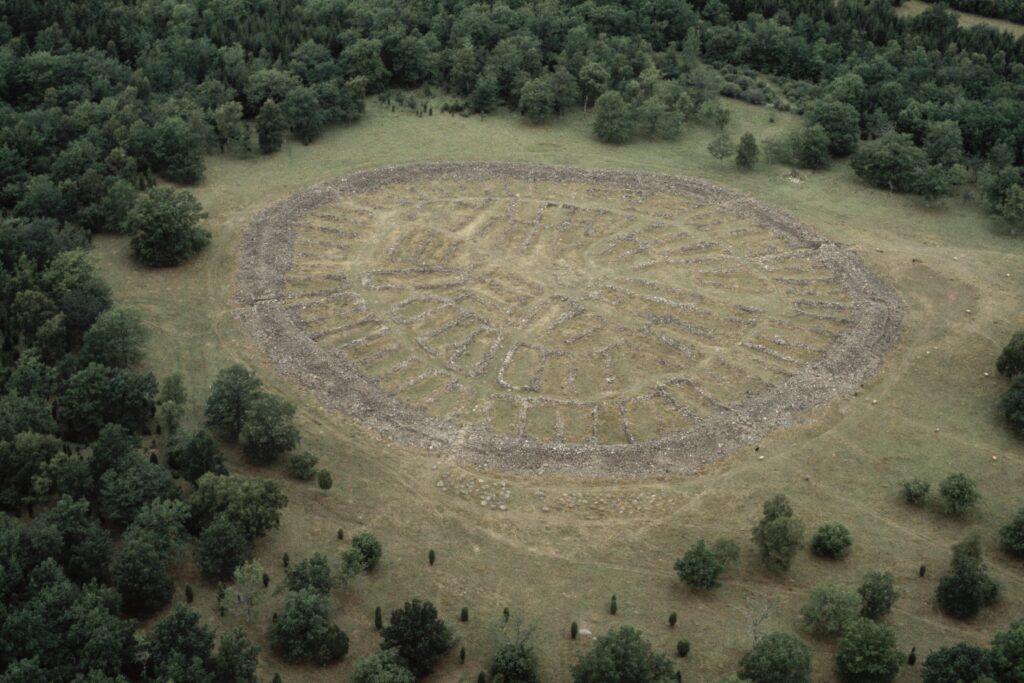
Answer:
[96, 101, 1024, 681]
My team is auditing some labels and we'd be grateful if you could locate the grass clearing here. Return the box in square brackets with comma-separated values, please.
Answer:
[95, 100, 1024, 681]
[897, 0, 1024, 36]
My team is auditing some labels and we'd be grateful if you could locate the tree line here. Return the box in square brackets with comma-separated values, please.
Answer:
[3, 0, 1024, 237]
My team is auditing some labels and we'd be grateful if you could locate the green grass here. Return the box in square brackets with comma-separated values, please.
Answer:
[897, 0, 1024, 36]
[94, 100, 1024, 682]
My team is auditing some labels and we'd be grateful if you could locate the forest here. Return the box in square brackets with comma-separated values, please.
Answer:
[2, 0, 1024, 681]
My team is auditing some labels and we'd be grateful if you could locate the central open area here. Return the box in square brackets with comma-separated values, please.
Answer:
[238, 163, 901, 475]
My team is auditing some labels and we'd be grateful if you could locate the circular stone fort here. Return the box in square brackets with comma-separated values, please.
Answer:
[236, 163, 901, 477]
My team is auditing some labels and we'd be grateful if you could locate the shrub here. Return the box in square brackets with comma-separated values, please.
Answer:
[800, 583, 862, 635]
[351, 532, 383, 571]
[375, 606, 383, 630]
[675, 539, 724, 589]
[460, 607, 468, 622]
[901, 479, 930, 505]
[571, 621, 578, 639]
[316, 469, 332, 491]
[752, 494, 804, 573]
[835, 619, 901, 683]
[939, 473, 980, 515]
[996, 331, 1024, 377]
[381, 599, 454, 677]
[677, 640, 690, 657]
[1000, 509, 1024, 557]
[286, 451, 318, 480]
[858, 571, 899, 620]
[609, 594, 617, 615]
[668, 612, 677, 627]
[739, 632, 811, 683]
[810, 523, 853, 559]
[428, 549, 436, 566]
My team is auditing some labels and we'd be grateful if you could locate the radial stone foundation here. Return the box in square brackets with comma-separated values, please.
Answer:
[236, 162, 901, 477]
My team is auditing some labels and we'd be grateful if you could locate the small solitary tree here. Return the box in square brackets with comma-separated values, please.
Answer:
[739, 632, 811, 683]
[268, 589, 348, 664]
[127, 188, 211, 267]
[708, 133, 735, 163]
[195, 515, 252, 581]
[858, 571, 899, 620]
[205, 365, 262, 439]
[572, 627, 673, 683]
[736, 133, 760, 169]
[257, 99, 287, 154]
[800, 583, 862, 635]
[810, 523, 853, 559]
[221, 561, 267, 622]
[316, 469, 332, 491]
[752, 494, 804, 573]
[239, 394, 300, 464]
[675, 539, 724, 589]
[381, 599, 454, 677]
[592, 91, 636, 144]
[351, 533, 383, 571]
[286, 451, 318, 480]
[936, 535, 999, 619]
[939, 473, 980, 515]
[901, 479, 930, 505]
[835, 619, 901, 683]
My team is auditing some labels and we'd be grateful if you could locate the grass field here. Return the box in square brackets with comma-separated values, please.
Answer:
[897, 0, 1024, 36]
[94, 100, 1024, 681]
